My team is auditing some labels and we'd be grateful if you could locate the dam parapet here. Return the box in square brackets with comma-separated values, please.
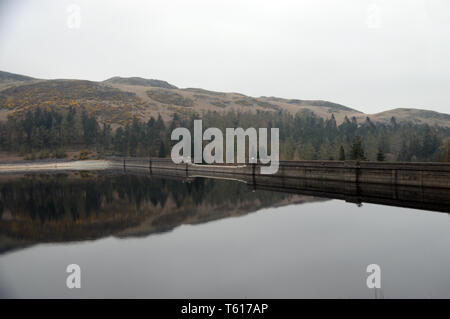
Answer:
[107, 157, 450, 189]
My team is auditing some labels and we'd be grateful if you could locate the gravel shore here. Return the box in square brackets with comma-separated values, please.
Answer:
[0, 160, 111, 173]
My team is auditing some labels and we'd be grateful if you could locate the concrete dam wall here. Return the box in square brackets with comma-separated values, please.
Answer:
[108, 157, 450, 189]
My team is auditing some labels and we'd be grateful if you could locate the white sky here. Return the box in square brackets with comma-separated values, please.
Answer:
[0, 0, 449, 114]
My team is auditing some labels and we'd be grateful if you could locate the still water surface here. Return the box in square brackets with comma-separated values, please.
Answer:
[1, 172, 450, 298]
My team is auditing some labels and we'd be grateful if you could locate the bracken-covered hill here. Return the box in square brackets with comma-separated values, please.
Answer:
[1, 70, 450, 128]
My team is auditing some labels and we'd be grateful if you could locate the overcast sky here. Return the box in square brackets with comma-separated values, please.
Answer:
[0, 0, 449, 114]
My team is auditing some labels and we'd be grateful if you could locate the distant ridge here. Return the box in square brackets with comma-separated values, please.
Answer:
[0, 70, 35, 83]
[104, 76, 178, 89]
[1, 70, 450, 128]
[265, 97, 362, 113]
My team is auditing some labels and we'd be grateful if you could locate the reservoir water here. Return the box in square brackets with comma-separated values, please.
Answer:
[1, 171, 450, 298]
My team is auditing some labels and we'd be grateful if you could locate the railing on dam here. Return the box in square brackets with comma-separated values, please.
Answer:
[104, 157, 450, 189]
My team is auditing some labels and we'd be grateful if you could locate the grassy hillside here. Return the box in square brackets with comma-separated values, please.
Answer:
[0, 79, 141, 125]
[0, 70, 35, 83]
[0, 70, 37, 91]
[1, 70, 450, 128]
[369, 108, 450, 128]
[0, 70, 449, 163]
[104, 76, 178, 89]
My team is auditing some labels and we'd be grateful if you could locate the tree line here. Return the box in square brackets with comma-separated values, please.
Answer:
[0, 106, 449, 162]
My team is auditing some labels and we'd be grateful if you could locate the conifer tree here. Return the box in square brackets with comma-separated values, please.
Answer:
[377, 147, 385, 161]
[339, 145, 346, 160]
[350, 136, 366, 160]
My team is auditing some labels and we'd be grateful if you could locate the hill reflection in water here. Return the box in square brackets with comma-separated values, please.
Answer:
[0, 170, 319, 254]
[1, 168, 450, 298]
[1, 166, 449, 255]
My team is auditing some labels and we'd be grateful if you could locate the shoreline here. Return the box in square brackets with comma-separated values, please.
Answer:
[0, 160, 111, 173]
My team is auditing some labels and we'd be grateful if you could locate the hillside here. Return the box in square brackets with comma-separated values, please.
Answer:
[0, 70, 37, 91]
[104, 76, 178, 89]
[0, 70, 449, 163]
[0, 70, 449, 128]
[368, 108, 450, 128]
[0, 70, 35, 83]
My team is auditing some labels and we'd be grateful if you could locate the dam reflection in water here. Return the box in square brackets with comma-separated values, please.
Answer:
[0, 169, 450, 298]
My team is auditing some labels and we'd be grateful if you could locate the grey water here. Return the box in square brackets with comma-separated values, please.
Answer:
[1, 172, 450, 298]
